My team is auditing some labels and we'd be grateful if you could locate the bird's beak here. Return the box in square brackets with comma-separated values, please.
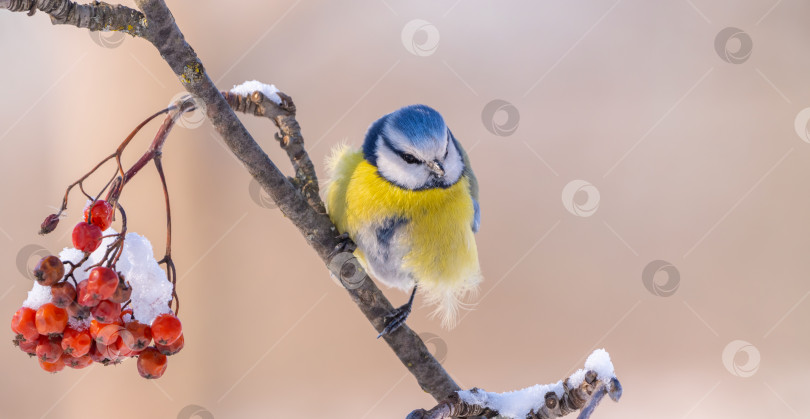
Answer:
[426, 160, 445, 178]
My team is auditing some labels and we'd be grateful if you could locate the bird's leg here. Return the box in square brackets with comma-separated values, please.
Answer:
[377, 285, 417, 339]
[330, 232, 357, 258]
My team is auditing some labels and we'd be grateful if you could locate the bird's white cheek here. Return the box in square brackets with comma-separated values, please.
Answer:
[442, 143, 465, 184]
[376, 145, 429, 189]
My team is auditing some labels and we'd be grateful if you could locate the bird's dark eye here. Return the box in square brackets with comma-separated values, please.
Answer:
[401, 153, 420, 164]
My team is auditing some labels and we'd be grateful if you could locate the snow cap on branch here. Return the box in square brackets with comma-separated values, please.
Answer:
[230, 80, 282, 105]
[457, 349, 616, 419]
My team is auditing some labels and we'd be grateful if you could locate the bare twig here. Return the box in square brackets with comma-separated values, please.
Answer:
[222, 90, 325, 214]
[1, 0, 147, 37]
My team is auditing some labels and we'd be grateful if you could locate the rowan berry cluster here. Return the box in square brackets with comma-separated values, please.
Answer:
[11, 200, 183, 378]
[10, 101, 194, 379]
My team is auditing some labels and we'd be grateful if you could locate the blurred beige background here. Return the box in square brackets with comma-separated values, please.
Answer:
[1, 0, 809, 418]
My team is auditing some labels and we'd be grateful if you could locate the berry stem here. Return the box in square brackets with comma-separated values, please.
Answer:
[110, 203, 128, 267]
[154, 153, 179, 315]
[84, 203, 128, 270]
[105, 98, 195, 204]
[55, 107, 171, 218]
[63, 253, 91, 283]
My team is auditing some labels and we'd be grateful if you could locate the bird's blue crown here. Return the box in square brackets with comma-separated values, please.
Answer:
[363, 104, 447, 166]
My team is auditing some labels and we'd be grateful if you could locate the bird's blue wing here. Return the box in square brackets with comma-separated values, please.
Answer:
[450, 131, 480, 233]
[472, 199, 481, 233]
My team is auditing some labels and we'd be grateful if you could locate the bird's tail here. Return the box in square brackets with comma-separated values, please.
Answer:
[421, 273, 482, 329]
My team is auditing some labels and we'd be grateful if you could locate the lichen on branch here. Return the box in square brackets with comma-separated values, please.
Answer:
[2, 0, 147, 37]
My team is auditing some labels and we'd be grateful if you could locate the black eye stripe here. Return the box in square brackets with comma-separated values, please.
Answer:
[381, 135, 422, 164]
[400, 152, 420, 164]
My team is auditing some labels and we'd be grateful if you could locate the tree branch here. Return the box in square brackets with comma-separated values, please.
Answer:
[135, 0, 460, 402]
[2, 0, 147, 37]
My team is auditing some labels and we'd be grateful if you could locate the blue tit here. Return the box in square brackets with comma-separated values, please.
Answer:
[326, 104, 481, 336]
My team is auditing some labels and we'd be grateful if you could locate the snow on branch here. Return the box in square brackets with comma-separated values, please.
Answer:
[408, 349, 622, 419]
[1, 0, 147, 37]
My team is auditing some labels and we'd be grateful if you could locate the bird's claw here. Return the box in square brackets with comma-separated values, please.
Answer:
[377, 304, 412, 339]
[330, 232, 356, 257]
[377, 286, 417, 339]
